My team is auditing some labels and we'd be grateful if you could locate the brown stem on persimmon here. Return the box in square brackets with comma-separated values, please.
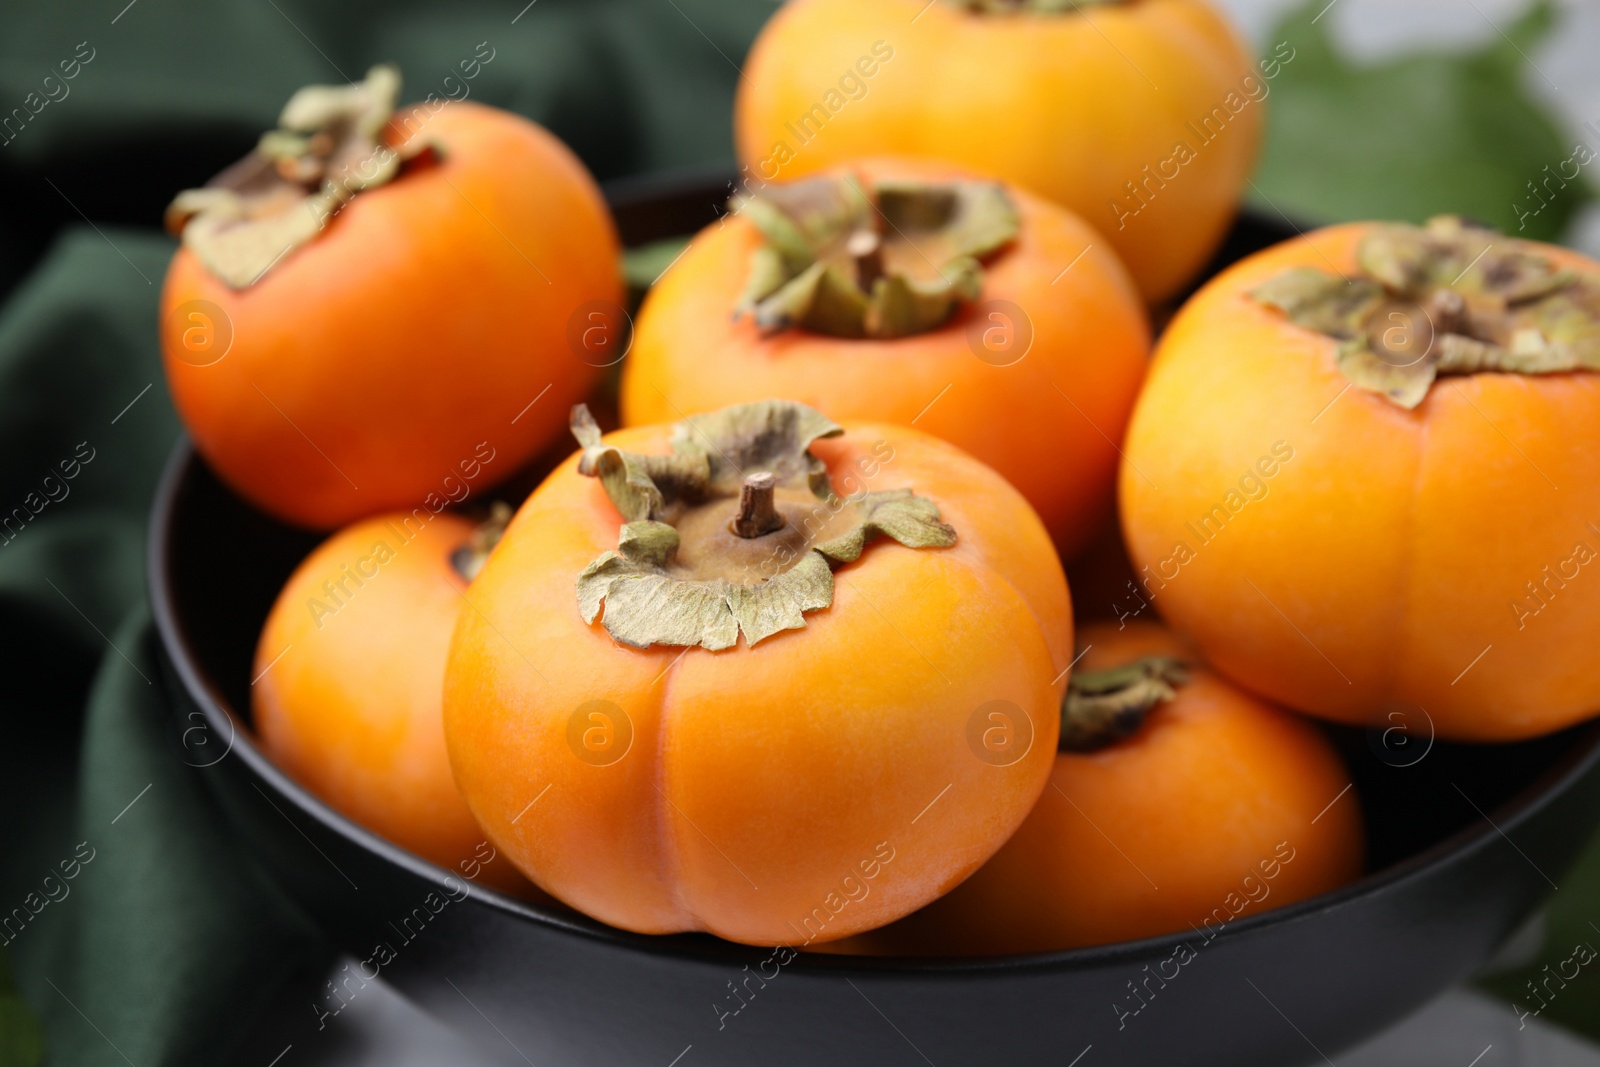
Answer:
[848, 229, 885, 293]
[730, 472, 785, 539]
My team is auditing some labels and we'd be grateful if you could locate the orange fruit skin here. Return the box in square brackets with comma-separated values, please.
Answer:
[1121, 223, 1600, 741]
[442, 420, 1073, 945]
[825, 620, 1363, 955]
[621, 158, 1150, 563]
[162, 101, 621, 530]
[254, 512, 530, 895]
[733, 0, 1261, 302]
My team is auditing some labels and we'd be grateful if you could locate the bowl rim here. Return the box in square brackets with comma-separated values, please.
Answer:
[148, 438, 1600, 973]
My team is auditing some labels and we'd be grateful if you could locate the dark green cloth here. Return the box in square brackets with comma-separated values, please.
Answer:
[0, 0, 765, 304]
[3, 1, 1600, 1063]
[0, 225, 324, 1066]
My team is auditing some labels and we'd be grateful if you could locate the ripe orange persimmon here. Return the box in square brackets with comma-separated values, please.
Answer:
[162, 66, 621, 529]
[734, 0, 1265, 302]
[829, 620, 1362, 955]
[622, 159, 1149, 561]
[443, 399, 1073, 945]
[254, 508, 529, 894]
[1122, 217, 1600, 740]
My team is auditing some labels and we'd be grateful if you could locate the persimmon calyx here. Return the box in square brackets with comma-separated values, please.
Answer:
[570, 401, 957, 650]
[451, 501, 514, 582]
[732, 174, 1019, 340]
[165, 64, 432, 288]
[1060, 655, 1187, 752]
[1251, 216, 1600, 409]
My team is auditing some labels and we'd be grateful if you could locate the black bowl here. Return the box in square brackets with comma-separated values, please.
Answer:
[149, 174, 1600, 1066]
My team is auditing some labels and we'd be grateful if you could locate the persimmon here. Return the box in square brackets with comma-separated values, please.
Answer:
[827, 620, 1363, 955]
[621, 159, 1149, 561]
[1121, 217, 1600, 740]
[254, 506, 530, 894]
[162, 65, 621, 529]
[442, 399, 1073, 945]
[734, 0, 1265, 302]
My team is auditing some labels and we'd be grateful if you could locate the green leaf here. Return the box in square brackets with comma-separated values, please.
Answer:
[1253, 0, 1590, 242]
[621, 236, 692, 295]
[1477, 823, 1600, 1038]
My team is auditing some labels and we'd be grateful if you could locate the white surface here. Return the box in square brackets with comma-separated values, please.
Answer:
[242, 965, 524, 1067]
[232, 955, 1600, 1067]
[1342, 989, 1600, 1067]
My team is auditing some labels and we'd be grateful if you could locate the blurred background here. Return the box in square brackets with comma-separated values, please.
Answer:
[1231, 0, 1600, 252]
[4, 0, 1600, 1063]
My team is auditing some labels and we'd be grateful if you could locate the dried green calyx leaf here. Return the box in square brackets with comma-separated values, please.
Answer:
[164, 65, 432, 288]
[571, 400, 958, 651]
[1061, 655, 1187, 752]
[1250, 215, 1600, 409]
[733, 174, 1019, 340]
[451, 501, 514, 583]
[570, 405, 712, 523]
[812, 490, 959, 563]
[1249, 268, 1385, 341]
